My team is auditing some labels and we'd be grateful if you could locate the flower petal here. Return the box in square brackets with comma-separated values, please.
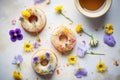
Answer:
[10, 36, 17, 42]
[15, 28, 21, 34]
[17, 34, 23, 40]
[9, 30, 15, 35]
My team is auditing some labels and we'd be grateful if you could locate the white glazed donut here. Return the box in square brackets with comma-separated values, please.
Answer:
[51, 25, 76, 54]
[32, 49, 58, 75]
[20, 8, 46, 34]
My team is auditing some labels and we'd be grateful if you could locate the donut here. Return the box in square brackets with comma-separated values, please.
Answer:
[51, 25, 76, 54]
[20, 8, 46, 35]
[32, 49, 58, 75]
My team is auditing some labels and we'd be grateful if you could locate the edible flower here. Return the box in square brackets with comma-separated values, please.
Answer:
[77, 43, 104, 58]
[54, 5, 73, 23]
[33, 57, 38, 63]
[96, 61, 106, 72]
[9, 28, 23, 42]
[104, 34, 116, 47]
[75, 24, 83, 33]
[75, 24, 99, 47]
[105, 24, 114, 34]
[21, 10, 30, 19]
[13, 71, 22, 80]
[12, 54, 23, 69]
[89, 36, 99, 47]
[68, 55, 76, 65]
[23, 42, 33, 52]
[74, 67, 87, 78]
[48, 65, 54, 72]
[46, 52, 50, 60]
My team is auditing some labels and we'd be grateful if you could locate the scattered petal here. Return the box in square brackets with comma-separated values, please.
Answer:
[11, 20, 16, 25]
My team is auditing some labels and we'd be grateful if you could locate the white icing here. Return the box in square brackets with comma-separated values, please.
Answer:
[21, 8, 46, 31]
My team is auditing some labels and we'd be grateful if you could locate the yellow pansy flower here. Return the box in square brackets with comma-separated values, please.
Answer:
[21, 10, 30, 19]
[105, 24, 114, 34]
[13, 71, 22, 80]
[23, 42, 33, 52]
[96, 61, 106, 72]
[68, 55, 76, 65]
[75, 24, 83, 33]
[54, 5, 63, 13]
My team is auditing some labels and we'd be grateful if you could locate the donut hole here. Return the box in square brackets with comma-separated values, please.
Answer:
[40, 59, 49, 66]
[28, 15, 38, 24]
[59, 33, 68, 42]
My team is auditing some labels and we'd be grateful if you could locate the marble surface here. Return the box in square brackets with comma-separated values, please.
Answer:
[0, 0, 120, 80]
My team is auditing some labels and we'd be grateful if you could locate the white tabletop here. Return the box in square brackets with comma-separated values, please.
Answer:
[0, 0, 120, 80]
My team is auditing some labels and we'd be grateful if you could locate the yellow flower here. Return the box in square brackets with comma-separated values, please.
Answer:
[54, 5, 63, 13]
[21, 10, 30, 19]
[23, 42, 33, 52]
[105, 24, 114, 34]
[13, 71, 22, 80]
[68, 55, 76, 65]
[96, 61, 106, 72]
[75, 24, 83, 33]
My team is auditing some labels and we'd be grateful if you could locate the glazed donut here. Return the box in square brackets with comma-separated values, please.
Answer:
[32, 49, 58, 75]
[51, 25, 76, 54]
[20, 8, 46, 34]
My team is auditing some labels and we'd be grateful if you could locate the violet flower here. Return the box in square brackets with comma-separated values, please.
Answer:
[48, 65, 54, 72]
[77, 43, 88, 58]
[104, 34, 116, 47]
[77, 43, 104, 58]
[74, 67, 87, 78]
[33, 57, 38, 63]
[46, 52, 50, 60]
[9, 28, 23, 42]
[12, 54, 23, 68]
[34, 0, 45, 4]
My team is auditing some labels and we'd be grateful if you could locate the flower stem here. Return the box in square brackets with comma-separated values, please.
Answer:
[61, 12, 73, 23]
[83, 30, 93, 38]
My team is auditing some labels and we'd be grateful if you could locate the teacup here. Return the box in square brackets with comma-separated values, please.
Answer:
[74, 0, 112, 18]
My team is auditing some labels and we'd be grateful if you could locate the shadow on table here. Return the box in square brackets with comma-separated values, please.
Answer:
[81, 12, 110, 30]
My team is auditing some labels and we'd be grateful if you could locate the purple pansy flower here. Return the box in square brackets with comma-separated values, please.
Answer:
[48, 65, 54, 72]
[34, 0, 45, 4]
[33, 57, 38, 63]
[77, 43, 89, 58]
[9, 28, 23, 42]
[74, 68, 87, 78]
[12, 54, 23, 65]
[104, 34, 116, 47]
[46, 52, 50, 60]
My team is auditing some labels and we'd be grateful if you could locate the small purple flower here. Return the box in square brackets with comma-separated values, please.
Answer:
[34, 0, 45, 4]
[46, 52, 50, 60]
[77, 43, 88, 58]
[74, 68, 87, 78]
[9, 28, 23, 42]
[12, 54, 23, 65]
[104, 34, 116, 47]
[33, 57, 38, 63]
[48, 65, 54, 72]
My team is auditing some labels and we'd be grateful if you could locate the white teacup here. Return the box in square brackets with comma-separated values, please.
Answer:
[74, 0, 112, 18]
